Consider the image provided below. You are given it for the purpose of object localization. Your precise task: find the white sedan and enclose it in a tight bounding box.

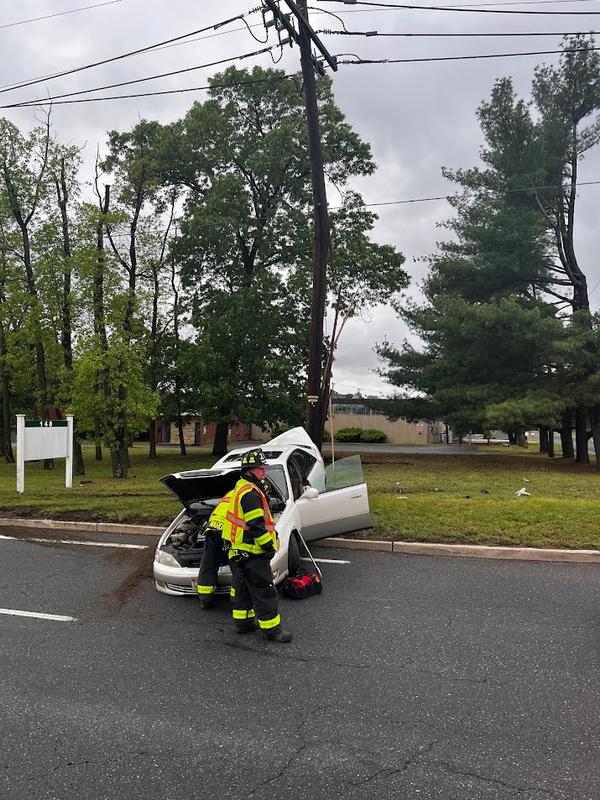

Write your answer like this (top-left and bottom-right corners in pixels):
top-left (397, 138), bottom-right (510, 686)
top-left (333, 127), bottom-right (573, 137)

top-left (153, 427), bottom-right (371, 595)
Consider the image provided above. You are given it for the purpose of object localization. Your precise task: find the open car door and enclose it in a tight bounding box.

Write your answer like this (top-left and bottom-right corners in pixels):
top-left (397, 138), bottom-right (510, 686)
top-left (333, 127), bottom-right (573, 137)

top-left (295, 456), bottom-right (372, 542)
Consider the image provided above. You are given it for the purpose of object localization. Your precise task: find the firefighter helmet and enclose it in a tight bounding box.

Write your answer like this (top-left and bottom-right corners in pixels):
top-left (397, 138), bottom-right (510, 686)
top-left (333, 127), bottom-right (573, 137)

top-left (240, 448), bottom-right (268, 471)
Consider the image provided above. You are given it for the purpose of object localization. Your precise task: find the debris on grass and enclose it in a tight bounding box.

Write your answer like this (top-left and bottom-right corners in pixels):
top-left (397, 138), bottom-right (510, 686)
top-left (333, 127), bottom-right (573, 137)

top-left (515, 488), bottom-right (531, 497)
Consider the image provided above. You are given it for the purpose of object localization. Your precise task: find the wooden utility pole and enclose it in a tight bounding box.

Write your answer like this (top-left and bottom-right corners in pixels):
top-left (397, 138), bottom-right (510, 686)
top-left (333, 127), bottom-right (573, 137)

top-left (262, 0), bottom-right (337, 449)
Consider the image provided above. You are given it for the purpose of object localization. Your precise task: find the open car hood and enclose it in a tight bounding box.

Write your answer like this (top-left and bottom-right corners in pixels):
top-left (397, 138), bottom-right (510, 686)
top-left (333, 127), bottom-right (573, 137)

top-left (160, 468), bottom-right (241, 508)
top-left (266, 426), bottom-right (319, 454)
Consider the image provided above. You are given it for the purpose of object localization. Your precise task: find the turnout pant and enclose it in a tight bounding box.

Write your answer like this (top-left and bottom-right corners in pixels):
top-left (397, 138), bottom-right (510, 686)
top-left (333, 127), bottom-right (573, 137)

top-left (196, 529), bottom-right (224, 599)
top-left (232, 555), bottom-right (282, 633)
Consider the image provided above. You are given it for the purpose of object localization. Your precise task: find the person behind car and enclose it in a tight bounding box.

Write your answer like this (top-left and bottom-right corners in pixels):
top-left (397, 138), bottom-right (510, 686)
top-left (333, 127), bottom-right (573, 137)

top-left (195, 491), bottom-right (233, 609)
top-left (222, 448), bottom-right (292, 643)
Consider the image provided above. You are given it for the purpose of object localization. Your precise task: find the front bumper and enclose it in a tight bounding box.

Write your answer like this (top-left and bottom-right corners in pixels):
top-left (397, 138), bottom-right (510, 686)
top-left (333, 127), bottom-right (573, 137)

top-left (153, 550), bottom-right (287, 596)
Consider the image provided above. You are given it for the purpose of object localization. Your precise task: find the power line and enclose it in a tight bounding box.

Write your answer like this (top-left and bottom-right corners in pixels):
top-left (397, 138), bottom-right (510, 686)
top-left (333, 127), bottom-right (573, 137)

top-left (150, 22), bottom-right (270, 54)
top-left (11, 45), bottom-right (281, 108)
top-left (315, 0), bottom-right (600, 15)
top-left (337, 43), bottom-right (600, 64)
top-left (0, 9), bottom-right (262, 96)
top-left (311, 0), bottom-right (600, 8)
top-left (352, 178), bottom-right (600, 207)
top-left (0, 20), bottom-right (268, 92)
top-left (0, 0), bottom-right (123, 30)
top-left (320, 26), bottom-right (600, 34)
top-left (0, 75), bottom-right (296, 110)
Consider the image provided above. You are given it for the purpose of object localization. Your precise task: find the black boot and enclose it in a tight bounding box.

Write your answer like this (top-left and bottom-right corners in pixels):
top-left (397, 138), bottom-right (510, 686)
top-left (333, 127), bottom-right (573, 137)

top-left (199, 597), bottom-right (215, 610)
top-left (235, 620), bottom-right (258, 634)
top-left (263, 629), bottom-right (293, 643)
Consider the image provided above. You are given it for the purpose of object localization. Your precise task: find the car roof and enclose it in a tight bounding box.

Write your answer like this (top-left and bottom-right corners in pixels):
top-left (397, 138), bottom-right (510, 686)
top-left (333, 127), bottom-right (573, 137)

top-left (216, 427), bottom-right (319, 468)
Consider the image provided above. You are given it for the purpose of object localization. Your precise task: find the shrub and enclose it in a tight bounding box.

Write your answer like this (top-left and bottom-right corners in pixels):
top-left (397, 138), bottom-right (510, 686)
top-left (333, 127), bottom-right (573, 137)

top-left (334, 427), bottom-right (363, 442)
top-left (360, 429), bottom-right (387, 443)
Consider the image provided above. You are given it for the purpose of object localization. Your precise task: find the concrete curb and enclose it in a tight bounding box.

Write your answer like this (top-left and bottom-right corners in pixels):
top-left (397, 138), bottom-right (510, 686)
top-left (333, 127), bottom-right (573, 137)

top-left (1, 517), bottom-right (599, 563)
top-left (318, 537), bottom-right (600, 564)
top-left (0, 517), bottom-right (163, 536)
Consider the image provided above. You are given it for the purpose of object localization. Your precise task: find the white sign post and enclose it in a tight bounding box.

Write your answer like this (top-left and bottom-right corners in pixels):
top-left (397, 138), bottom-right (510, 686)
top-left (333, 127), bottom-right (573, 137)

top-left (16, 414), bottom-right (74, 493)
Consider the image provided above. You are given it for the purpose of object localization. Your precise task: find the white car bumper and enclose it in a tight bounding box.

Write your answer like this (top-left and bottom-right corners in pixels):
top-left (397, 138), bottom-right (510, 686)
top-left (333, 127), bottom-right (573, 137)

top-left (153, 550), bottom-right (288, 596)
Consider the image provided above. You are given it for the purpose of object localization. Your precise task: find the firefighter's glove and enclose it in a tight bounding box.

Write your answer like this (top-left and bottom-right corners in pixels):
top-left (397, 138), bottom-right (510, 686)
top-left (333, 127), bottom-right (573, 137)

top-left (262, 545), bottom-right (276, 560)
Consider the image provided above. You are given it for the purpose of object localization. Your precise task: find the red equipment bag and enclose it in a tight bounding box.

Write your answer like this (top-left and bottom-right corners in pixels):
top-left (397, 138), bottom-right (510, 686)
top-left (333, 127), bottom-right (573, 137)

top-left (281, 568), bottom-right (323, 600)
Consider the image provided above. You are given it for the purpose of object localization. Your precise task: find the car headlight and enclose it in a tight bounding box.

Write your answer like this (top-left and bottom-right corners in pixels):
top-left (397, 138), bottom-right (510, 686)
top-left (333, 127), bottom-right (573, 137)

top-left (155, 549), bottom-right (180, 568)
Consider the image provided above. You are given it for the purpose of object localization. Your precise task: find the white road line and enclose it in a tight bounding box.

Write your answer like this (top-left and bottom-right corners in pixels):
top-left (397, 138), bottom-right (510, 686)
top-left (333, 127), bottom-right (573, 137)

top-left (0, 534), bottom-right (147, 550)
top-left (300, 557), bottom-right (351, 565)
top-left (0, 608), bottom-right (76, 622)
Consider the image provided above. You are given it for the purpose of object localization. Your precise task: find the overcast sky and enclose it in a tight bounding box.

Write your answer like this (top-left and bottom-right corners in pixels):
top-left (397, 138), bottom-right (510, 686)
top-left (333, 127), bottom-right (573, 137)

top-left (2, 0), bottom-right (600, 396)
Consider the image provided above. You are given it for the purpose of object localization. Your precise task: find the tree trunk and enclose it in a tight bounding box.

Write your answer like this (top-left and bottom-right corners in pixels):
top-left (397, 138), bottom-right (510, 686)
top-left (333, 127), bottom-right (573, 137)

top-left (177, 419), bottom-right (187, 456)
top-left (110, 447), bottom-right (127, 479)
top-left (148, 420), bottom-right (157, 458)
top-left (559, 412), bottom-right (574, 459)
top-left (73, 435), bottom-right (85, 475)
top-left (0, 392), bottom-right (13, 463)
top-left (575, 406), bottom-right (589, 464)
top-left (55, 157), bottom-right (84, 476)
top-left (516, 429), bottom-right (527, 448)
top-left (539, 426), bottom-right (549, 454)
top-left (0, 324), bottom-right (13, 463)
top-left (591, 406), bottom-right (600, 471)
top-left (94, 185), bottom-right (111, 462)
top-left (508, 431), bottom-right (516, 445)
top-left (212, 421), bottom-right (228, 456)
top-left (547, 429), bottom-right (555, 458)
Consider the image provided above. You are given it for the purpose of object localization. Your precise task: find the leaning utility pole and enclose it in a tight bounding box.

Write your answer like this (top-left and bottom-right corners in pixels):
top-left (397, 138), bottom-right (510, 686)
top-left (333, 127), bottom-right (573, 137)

top-left (262, 0), bottom-right (337, 450)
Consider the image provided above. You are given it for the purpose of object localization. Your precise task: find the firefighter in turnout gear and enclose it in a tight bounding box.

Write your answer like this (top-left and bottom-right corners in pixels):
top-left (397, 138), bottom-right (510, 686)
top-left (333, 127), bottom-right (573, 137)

top-left (223, 448), bottom-right (292, 643)
top-left (196, 491), bottom-right (232, 609)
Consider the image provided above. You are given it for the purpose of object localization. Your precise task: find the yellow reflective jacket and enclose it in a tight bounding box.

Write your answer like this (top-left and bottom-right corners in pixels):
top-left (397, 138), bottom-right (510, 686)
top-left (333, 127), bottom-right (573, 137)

top-left (206, 492), bottom-right (232, 533)
top-left (222, 477), bottom-right (277, 555)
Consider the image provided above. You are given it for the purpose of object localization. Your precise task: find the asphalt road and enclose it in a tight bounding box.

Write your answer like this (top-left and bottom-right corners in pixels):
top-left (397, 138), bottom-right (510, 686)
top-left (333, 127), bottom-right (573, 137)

top-left (1, 526), bottom-right (599, 799)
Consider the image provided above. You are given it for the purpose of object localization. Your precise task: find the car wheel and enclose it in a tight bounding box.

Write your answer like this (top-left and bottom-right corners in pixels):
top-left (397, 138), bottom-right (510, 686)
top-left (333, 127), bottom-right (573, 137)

top-left (287, 533), bottom-right (301, 577)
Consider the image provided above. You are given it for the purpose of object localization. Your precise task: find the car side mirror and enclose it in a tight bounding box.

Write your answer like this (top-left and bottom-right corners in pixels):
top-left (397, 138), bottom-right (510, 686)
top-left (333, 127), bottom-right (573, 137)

top-left (301, 486), bottom-right (319, 500)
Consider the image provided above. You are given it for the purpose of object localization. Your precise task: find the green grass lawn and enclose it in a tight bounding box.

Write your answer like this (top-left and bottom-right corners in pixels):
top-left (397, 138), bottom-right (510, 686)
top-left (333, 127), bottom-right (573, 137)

top-left (362, 452), bottom-right (600, 549)
top-left (0, 445), bottom-right (598, 549)
top-left (0, 445), bottom-right (214, 525)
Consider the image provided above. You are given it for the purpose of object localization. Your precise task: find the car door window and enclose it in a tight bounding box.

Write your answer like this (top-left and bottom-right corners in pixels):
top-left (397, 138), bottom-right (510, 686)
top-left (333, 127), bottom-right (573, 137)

top-left (324, 455), bottom-right (365, 492)
top-left (266, 465), bottom-right (289, 501)
top-left (292, 448), bottom-right (317, 482)
top-left (287, 457), bottom-right (305, 500)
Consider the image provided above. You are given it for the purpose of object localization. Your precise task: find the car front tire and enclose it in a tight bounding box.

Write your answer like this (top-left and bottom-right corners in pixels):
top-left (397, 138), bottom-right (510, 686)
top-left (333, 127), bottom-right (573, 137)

top-left (287, 533), bottom-right (301, 577)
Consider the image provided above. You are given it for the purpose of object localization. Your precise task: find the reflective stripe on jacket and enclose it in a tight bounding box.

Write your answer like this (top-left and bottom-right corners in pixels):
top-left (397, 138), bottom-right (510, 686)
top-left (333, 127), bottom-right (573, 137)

top-left (222, 478), bottom-right (277, 555)
top-left (206, 492), bottom-right (232, 532)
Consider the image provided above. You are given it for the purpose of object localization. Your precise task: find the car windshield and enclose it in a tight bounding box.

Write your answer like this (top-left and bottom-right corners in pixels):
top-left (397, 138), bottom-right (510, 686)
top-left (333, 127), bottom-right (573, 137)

top-left (223, 450), bottom-right (283, 462)
top-left (266, 465), bottom-right (288, 501)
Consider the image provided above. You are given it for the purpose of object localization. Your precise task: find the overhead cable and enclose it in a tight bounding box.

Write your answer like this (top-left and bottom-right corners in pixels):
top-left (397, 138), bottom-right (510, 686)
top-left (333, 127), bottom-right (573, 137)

top-left (12, 45), bottom-right (282, 107)
top-left (315, 0), bottom-right (600, 16)
top-left (311, 0), bottom-right (600, 9)
top-left (320, 27), bottom-right (600, 35)
top-left (0, 8), bottom-right (262, 95)
top-left (0, 75), bottom-right (296, 110)
top-left (0, 20), bottom-right (269, 92)
top-left (337, 43), bottom-right (600, 64)
top-left (351, 178), bottom-right (600, 207)
top-left (0, 0), bottom-right (123, 30)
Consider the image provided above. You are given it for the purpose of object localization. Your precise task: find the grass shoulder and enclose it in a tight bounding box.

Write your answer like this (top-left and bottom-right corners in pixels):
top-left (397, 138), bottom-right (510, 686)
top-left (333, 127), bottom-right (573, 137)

top-left (0, 446), bottom-right (597, 550)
